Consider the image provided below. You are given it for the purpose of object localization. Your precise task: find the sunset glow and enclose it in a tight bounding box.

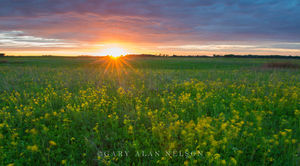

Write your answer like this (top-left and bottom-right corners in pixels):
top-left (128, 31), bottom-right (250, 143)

top-left (100, 47), bottom-right (128, 58)
top-left (1, 1), bottom-right (300, 56)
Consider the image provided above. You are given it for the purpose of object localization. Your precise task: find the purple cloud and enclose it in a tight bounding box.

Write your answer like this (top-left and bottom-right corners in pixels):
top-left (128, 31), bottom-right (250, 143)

top-left (0, 0), bottom-right (300, 55)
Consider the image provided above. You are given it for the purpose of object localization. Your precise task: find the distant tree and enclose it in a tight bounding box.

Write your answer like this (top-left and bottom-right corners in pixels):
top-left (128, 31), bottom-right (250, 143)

top-left (0, 53), bottom-right (5, 57)
top-left (224, 54), bottom-right (235, 57)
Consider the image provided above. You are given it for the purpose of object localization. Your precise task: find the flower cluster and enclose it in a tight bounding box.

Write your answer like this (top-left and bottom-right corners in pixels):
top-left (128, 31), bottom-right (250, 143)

top-left (0, 58), bottom-right (299, 165)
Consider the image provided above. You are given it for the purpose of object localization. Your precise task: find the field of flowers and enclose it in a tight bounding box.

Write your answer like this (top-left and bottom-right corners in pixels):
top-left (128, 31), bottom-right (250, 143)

top-left (0, 57), bottom-right (299, 165)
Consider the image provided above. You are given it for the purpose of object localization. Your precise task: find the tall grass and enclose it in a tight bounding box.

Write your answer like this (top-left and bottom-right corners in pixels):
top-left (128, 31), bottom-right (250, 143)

top-left (0, 57), bottom-right (299, 165)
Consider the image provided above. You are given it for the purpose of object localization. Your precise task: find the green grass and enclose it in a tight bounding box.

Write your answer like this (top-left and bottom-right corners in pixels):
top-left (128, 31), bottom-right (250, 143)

top-left (0, 56), bottom-right (299, 165)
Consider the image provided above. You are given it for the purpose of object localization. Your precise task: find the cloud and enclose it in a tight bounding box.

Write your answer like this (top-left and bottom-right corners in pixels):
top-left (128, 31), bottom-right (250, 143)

top-left (0, 30), bottom-right (79, 51)
top-left (158, 43), bottom-right (300, 55)
top-left (0, 0), bottom-right (300, 55)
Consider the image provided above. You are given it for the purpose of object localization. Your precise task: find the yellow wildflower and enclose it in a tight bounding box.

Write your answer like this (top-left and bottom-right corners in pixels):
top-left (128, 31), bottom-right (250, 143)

top-left (280, 131), bottom-right (287, 137)
top-left (128, 125), bottom-right (133, 134)
top-left (295, 110), bottom-right (300, 116)
top-left (206, 152), bottom-right (211, 157)
top-left (184, 160), bottom-right (189, 166)
top-left (221, 160), bottom-right (226, 165)
top-left (284, 139), bottom-right (289, 144)
top-left (214, 153), bottom-right (220, 160)
top-left (49, 140), bottom-right (57, 146)
top-left (230, 157), bottom-right (237, 165)
top-left (61, 160), bottom-right (67, 165)
top-left (284, 129), bottom-right (292, 133)
top-left (27, 145), bottom-right (38, 152)
top-left (30, 128), bottom-right (37, 135)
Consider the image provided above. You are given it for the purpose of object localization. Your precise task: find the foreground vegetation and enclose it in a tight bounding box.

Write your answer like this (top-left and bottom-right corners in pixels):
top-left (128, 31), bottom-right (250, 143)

top-left (0, 57), bottom-right (299, 165)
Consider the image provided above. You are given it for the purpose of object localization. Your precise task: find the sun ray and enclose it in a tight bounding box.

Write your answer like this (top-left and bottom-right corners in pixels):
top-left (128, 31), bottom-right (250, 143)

top-left (89, 45), bottom-right (139, 84)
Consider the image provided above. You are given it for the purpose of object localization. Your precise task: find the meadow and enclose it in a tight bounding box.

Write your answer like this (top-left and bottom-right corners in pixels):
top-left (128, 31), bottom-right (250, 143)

top-left (0, 56), bottom-right (299, 165)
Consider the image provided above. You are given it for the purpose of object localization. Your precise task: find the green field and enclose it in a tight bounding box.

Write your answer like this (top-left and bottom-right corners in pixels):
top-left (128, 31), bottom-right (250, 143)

top-left (0, 57), bottom-right (299, 165)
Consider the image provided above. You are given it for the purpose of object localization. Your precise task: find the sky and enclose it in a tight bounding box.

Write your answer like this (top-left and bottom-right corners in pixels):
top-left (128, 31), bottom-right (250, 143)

top-left (0, 0), bottom-right (300, 56)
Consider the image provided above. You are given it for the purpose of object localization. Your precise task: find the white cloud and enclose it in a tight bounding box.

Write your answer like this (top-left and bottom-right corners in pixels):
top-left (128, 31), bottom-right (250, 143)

top-left (0, 31), bottom-right (77, 48)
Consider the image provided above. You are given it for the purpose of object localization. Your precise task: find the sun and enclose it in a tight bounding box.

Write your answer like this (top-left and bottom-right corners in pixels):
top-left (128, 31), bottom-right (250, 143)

top-left (102, 47), bottom-right (127, 58)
